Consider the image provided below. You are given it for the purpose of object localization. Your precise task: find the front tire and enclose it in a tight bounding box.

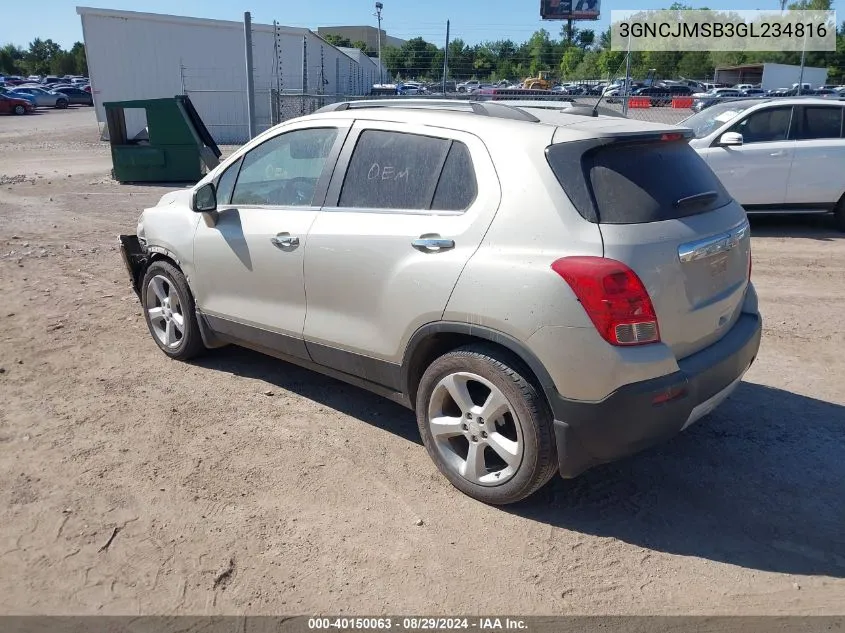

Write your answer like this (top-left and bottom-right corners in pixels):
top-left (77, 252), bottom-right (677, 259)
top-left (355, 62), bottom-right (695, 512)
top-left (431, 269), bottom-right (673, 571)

top-left (416, 345), bottom-right (558, 505)
top-left (141, 261), bottom-right (206, 360)
top-left (56, 99), bottom-right (68, 109)
top-left (13, 104), bottom-right (25, 115)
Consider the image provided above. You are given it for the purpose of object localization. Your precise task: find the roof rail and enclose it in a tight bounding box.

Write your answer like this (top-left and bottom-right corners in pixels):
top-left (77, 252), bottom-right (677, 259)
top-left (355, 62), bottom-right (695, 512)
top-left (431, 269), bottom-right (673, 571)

top-left (315, 99), bottom-right (541, 123)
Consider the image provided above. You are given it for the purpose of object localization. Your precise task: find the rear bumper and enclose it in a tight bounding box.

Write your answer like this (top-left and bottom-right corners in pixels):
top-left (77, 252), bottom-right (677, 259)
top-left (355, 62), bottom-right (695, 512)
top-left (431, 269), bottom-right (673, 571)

top-left (551, 312), bottom-right (762, 478)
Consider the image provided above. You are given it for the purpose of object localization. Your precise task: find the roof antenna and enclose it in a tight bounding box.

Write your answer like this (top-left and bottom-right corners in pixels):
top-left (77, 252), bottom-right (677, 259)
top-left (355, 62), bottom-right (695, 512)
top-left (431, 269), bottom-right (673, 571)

top-left (592, 50), bottom-right (631, 118)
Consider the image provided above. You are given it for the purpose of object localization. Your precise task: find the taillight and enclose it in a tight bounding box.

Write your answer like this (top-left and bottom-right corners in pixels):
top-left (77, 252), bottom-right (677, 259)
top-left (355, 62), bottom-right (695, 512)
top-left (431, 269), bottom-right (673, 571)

top-left (551, 256), bottom-right (660, 346)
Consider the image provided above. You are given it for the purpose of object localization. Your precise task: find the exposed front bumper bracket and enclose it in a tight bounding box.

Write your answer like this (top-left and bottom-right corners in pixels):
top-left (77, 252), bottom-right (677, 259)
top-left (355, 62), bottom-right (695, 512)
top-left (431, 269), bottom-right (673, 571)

top-left (118, 234), bottom-right (147, 296)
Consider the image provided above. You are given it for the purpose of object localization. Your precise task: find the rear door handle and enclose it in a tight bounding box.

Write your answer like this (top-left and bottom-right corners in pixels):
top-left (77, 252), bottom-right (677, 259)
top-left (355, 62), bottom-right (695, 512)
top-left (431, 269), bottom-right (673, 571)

top-left (271, 233), bottom-right (300, 249)
top-left (412, 237), bottom-right (455, 252)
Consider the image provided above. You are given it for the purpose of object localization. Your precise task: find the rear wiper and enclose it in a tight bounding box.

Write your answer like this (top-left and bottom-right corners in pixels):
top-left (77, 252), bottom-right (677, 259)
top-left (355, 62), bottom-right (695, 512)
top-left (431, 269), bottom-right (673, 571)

top-left (674, 191), bottom-right (718, 208)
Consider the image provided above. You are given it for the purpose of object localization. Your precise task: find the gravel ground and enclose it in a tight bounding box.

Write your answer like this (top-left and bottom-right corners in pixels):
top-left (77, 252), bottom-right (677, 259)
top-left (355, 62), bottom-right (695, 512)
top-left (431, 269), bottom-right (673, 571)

top-left (1, 108), bottom-right (843, 616)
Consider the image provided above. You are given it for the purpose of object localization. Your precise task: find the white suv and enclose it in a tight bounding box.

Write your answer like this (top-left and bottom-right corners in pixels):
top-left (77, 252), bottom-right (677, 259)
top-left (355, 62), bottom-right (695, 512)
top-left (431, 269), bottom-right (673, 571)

top-left (120, 100), bottom-right (761, 505)
top-left (684, 97), bottom-right (845, 230)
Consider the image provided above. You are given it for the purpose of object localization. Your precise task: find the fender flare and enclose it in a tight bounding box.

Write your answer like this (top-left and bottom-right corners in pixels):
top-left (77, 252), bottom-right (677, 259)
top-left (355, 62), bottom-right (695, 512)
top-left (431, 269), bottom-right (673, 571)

top-left (400, 321), bottom-right (558, 405)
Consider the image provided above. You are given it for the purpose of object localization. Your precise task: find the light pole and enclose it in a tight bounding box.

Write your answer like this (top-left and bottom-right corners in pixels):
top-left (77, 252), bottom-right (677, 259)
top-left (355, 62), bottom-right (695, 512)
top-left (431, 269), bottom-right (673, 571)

top-left (375, 2), bottom-right (384, 85)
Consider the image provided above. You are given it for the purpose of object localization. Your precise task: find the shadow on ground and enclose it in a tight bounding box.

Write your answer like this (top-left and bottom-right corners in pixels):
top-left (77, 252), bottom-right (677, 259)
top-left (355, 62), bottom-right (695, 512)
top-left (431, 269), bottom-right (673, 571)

top-left (749, 213), bottom-right (843, 240)
top-left (511, 381), bottom-right (845, 578)
top-left (197, 347), bottom-right (845, 578)
top-left (194, 345), bottom-right (421, 445)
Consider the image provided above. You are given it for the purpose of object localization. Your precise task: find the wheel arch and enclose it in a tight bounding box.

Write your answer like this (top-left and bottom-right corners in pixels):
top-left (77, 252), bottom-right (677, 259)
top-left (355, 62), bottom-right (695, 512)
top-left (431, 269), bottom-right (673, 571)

top-left (401, 322), bottom-right (557, 414)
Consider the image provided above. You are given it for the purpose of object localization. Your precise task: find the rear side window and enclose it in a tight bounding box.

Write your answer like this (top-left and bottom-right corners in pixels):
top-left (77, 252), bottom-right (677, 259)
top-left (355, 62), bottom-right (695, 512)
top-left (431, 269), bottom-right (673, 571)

top-left (338, 130), bottom-right (476, 211)
top-left (432, 142), bottom-right (477, 210)
top-left (797, 107), bottom-right (844, 140)
top-left (547, 139), bottom-right (732, 224)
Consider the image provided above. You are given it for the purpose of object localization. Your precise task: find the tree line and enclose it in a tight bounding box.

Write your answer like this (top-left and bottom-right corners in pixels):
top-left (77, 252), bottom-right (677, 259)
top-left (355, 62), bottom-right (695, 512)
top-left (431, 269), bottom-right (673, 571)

top-left (0, 39), bottom-right (88, 77)
top-left (379, 0), bottom-right (844, 83)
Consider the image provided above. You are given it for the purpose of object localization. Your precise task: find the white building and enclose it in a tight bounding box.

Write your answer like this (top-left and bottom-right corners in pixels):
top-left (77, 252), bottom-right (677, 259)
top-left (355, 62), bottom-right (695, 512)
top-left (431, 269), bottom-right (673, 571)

top-left (76, 7), bottom-right (384, 143)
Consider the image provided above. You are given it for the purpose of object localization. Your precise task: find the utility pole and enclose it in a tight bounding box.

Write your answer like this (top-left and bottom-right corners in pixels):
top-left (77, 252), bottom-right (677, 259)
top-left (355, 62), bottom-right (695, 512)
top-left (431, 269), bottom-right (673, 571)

top-left (442, 20), bottom-right (450, 95)
top-left (622, 33), bottom-right (632, 117)
top-left (243, 11), bottom-right (256, 140)
top-left (375, 2), bottom-right (384, 85)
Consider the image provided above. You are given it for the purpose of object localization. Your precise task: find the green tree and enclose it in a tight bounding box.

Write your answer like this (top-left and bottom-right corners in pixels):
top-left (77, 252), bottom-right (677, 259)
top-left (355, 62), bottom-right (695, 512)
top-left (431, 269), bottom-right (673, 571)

top-left (352, 40), bottom-right (369, 54)
top-left (323, 34), bottom-right (352, 48)
top-left (560, 46), bottom-right (585, 78)
top-left (50, 51), bottom-right (77, 75)
top-left (573, 50), bottom-right (602, 79)
top-left (381, 46), bottom-right (404, 79)
top-left (0, 43), bottom-right (25, 75)
top-left (24, 38), bottom-right (61, 75)
top-left (526, 29), bottom-right (554, 75)
top-left (70, 42), bottom-right (87, 75)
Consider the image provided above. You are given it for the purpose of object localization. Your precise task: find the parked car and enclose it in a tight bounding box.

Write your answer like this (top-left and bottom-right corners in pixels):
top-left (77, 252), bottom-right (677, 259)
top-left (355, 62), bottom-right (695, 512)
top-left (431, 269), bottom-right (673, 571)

top-left (691, 88), bottom-right (743, 112)
top-left (0, 87), bottom-right (36, 105)
top-left (457, 80), bottom-right (480, 93)
top-left (51, 86), bottom-right (94, 106)
top-left (0, 93), bottom-right (35, 115)
top-left (683, 97), bottom-right (845, 231)
top-left (41, 76), bottom-right (62, 86)
top-left (10, 86), bottom-right (69, 108)
top-left (740, 88), bottom-right (767, 97)
top-left (119, 99), bottom-right (761, 505)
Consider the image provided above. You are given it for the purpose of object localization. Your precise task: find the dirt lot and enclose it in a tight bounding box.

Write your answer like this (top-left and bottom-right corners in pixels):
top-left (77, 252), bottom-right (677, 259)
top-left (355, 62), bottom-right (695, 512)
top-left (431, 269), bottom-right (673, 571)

top-left (1, 108), bottom-right (843, 616)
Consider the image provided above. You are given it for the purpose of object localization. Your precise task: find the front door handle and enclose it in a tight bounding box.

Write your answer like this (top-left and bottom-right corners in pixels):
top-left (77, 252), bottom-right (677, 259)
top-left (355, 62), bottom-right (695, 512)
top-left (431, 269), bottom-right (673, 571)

top-left (271, 233), bottom-right (300, 249)
top-left (770, 150), bottom-right (787, 157)
top-left (412, 236), bottom-right (455, 253)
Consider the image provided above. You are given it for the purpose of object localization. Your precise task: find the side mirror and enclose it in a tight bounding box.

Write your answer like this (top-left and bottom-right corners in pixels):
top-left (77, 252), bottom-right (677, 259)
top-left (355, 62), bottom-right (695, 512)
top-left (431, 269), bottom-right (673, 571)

top-left (192, 182), bottom-right (217, 212)
top-left (718, 132), bottom-right (744, 147)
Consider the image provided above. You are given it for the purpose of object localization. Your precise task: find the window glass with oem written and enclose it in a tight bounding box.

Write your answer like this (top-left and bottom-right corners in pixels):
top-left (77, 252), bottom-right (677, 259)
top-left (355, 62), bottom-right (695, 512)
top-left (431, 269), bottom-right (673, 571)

top-left (231, 127), bottom-right (338, 207)
top-left (730, 107), bottom-right (793, 143)
top-left (339, 130), bottom-right (451, 210)
top-left (797, 107), bottom-right (844, 140)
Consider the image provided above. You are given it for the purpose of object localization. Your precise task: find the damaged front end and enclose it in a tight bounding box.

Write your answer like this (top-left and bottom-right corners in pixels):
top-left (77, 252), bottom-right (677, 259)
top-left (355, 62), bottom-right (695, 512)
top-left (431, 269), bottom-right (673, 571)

top-left (118, 234), bottom-right (148, 296)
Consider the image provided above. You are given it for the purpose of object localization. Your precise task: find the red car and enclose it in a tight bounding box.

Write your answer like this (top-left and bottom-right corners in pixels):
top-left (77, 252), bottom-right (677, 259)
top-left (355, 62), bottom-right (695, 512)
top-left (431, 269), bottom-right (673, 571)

top-left (0, 93), bottom-right (35, 115)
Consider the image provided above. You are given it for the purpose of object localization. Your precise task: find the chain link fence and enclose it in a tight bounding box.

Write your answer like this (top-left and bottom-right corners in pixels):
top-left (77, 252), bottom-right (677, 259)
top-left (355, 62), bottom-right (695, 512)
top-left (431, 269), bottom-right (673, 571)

top-left (205, 87), bottom-right (844, 144)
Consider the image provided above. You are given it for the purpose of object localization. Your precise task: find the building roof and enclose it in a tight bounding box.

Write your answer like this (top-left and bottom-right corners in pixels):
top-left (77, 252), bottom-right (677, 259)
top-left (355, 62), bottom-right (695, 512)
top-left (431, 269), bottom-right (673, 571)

top-left (77, 6), bottom-right (310, 38)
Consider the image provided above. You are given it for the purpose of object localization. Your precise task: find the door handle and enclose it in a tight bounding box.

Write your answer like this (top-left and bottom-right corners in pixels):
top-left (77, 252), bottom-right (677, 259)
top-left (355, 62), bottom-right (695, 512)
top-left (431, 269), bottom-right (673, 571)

top-left (770, 150), bottom-right (786, 157)
top-left (412, 237), bottom-right (455, 252)
top-left (270, 233), bottom-right (300, 249)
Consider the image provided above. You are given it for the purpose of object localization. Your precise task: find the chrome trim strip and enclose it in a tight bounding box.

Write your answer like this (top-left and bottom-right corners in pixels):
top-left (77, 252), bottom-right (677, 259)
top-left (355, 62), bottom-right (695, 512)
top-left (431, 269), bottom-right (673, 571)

top-left (678, 220), bottom-right (749, 263)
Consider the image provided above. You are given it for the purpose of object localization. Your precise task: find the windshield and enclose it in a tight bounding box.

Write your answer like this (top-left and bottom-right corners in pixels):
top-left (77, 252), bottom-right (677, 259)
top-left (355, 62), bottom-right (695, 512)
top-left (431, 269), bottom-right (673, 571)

top-left (682, 101), bottom-right (754, 139)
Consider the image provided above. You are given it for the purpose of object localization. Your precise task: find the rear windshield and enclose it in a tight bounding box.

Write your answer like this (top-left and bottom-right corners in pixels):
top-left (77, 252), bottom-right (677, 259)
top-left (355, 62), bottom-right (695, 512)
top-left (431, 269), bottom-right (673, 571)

top-left (547, 139), bottom-right (733, 224)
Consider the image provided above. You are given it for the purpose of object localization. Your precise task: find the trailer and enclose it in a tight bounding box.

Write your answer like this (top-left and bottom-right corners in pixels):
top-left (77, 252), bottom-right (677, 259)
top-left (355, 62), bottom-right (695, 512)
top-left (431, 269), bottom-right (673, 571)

top-left (714, 63), bottom-right (828, 92)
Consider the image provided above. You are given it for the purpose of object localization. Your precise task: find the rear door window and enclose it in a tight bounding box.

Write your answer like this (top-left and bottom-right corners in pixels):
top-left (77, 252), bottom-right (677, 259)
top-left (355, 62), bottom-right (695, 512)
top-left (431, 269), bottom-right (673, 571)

top-left (339, 130), bottom-right (450, 210)
top-left (547, 139), bottom-right (733, 224)
top-left (797, 106), bottom-right (844, 140)
top-left (338, 130), bottom-right (478, 212)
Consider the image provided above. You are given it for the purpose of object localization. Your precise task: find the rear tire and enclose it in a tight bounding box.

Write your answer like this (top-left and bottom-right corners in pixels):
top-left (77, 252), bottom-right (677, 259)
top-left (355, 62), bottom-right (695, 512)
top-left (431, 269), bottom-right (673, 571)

top-left (56, 99), bottom-right (68, 109)
top-left (415, 345), bottom-right (558, 505)
top-left (140, 261), bottom-right (206, 361)
top-left (834, 196), bottom-right (845, 232)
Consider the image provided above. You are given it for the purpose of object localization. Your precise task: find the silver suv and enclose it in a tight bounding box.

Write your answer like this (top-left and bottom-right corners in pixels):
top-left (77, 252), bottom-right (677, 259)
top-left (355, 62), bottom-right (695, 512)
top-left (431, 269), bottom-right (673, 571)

top-left (119, 100), bottom-right (762, 505)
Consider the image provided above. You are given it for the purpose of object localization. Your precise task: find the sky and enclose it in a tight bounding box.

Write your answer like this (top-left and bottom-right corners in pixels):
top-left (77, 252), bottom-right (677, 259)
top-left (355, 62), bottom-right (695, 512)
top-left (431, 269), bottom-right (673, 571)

top-left (3, 0), bottom-right (842, 49)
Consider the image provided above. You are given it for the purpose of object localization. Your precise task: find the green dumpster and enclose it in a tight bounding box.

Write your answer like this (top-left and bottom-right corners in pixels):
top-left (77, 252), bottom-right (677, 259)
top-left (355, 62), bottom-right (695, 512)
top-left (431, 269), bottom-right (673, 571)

top-left (104, 95), bottom-right (222, 184)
